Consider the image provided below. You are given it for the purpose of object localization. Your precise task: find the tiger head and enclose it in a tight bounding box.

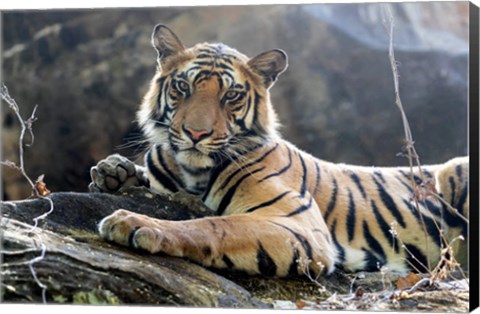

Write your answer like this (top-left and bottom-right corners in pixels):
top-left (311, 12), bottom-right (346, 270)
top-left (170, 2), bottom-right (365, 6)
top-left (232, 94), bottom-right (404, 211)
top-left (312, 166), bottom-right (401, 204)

top-left (138, 24), bottom-right (287, 169)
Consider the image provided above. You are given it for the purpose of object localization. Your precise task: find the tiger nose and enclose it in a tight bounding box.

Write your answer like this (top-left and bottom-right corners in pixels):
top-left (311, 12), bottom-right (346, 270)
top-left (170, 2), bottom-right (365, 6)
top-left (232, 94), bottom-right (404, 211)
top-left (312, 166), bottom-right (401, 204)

top-left (182, 124), bottom-right (212, 142)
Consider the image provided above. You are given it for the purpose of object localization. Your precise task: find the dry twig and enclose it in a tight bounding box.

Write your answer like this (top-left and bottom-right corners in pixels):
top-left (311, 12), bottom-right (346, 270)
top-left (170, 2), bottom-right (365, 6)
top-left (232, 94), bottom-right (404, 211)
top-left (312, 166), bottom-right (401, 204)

top-left (1, 83), bottom-right (53, 303)
top-left (1, 84), bottom-right (37, 190)
top-left (381, 5), bottom-right (468, 286)
top-left (382, 5), bottom-right (432, 269)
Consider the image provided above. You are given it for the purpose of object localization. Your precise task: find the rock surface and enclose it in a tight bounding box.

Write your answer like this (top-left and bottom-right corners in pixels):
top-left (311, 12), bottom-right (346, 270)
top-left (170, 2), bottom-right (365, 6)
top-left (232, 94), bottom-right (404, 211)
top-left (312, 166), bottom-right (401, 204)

top-left (0, 190), bottom-right (470, 311)
top-left (2, 218), bottom-right (266, 307)
top-left (2, 3), bottom-right (469, 200)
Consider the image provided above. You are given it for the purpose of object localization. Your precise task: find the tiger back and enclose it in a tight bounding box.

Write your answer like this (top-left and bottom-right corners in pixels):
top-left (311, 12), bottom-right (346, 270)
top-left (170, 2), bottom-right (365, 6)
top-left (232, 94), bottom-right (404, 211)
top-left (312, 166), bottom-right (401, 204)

top-left (93, 24), bottom-right (469, 277)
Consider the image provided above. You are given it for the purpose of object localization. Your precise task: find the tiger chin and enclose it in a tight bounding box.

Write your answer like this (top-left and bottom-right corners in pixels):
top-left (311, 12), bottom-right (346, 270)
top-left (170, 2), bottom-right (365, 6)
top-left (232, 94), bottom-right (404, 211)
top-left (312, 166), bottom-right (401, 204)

top-left (90, 24), bottom-right (469, 278)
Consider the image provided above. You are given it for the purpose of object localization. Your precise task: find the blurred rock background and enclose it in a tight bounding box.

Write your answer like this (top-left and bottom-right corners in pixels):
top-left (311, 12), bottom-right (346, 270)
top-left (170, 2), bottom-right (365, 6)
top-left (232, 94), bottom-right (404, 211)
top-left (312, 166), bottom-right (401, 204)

top-left (1, 2), bottom-right (469, 200)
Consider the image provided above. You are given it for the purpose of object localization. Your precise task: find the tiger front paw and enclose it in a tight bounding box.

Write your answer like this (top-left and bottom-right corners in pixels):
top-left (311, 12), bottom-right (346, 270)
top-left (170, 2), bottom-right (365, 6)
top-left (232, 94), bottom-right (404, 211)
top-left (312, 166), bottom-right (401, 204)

top-left (98, 209), bottom-right (181, 255)
top-left (89, 154), bottom-right (149, 193)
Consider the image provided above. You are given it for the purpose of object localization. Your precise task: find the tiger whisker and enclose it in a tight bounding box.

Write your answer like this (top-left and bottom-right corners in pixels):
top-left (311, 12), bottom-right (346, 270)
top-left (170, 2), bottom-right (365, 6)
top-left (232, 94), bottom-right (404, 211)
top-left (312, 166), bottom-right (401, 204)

top-left (115, 138), bottom-right (149, 150)
top-left (153, 120), bottom-right (171, 128)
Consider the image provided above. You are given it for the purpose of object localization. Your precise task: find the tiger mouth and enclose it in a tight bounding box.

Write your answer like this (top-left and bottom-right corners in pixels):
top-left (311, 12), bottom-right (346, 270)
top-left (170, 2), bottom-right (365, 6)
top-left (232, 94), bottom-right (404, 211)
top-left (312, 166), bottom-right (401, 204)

top-left (174, 143), bottom-right (219, 157)
top-left (183, 147), bottom-right (206, 154)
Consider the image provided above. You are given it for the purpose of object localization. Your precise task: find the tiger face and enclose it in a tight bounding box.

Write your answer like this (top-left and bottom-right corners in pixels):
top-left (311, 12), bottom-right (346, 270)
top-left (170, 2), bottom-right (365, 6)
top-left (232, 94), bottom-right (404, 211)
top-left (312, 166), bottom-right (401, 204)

top-left (138, 25), bottom-right (287, 171)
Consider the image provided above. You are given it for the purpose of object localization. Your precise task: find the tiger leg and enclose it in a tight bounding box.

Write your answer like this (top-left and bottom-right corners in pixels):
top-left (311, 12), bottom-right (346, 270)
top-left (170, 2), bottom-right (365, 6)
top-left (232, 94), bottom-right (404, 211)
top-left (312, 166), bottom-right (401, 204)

top-left (434, 156), bottom-right (469, 266)
top-left (98, 208), bottom-right (336, 277)
top-left (435, 156), bottom-right (469, 218)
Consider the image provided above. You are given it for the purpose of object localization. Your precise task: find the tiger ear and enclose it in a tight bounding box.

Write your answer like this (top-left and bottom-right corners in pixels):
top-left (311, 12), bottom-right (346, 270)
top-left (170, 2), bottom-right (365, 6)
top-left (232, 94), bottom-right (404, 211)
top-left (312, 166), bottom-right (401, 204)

top-left (248, 49), bottom-right (288, 88)
top-left (151, 24), bottom-right (186, 61)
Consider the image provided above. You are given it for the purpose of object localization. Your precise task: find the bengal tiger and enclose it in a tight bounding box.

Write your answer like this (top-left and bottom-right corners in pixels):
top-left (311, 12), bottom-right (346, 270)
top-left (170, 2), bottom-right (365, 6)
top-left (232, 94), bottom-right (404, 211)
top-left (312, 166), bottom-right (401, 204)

top-left (89, 24), bottom-right (469, 278)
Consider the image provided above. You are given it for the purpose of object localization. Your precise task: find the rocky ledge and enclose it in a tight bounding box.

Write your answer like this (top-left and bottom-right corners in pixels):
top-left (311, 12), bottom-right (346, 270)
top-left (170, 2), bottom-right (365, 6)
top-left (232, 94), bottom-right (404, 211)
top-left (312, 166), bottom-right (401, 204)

top-left (0, 189), bottom-right (469, 311)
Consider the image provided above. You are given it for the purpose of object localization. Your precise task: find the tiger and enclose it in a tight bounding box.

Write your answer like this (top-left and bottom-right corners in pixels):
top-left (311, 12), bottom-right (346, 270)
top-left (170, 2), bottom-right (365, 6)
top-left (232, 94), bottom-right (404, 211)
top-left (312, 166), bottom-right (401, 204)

top-left (89, 24), bottom-right (469, 278)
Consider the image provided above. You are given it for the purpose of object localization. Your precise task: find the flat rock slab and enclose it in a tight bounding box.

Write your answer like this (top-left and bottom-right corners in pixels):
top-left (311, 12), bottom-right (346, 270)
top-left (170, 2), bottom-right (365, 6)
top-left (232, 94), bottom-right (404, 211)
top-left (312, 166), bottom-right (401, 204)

top-left (1, 188), bottom-right (212, 234)
top-left (0, 190), bottom-right (470, 311)
top-left (2, 217), bottom-right (266, 307)
top-left (1, 189), bottom-right (264, 307)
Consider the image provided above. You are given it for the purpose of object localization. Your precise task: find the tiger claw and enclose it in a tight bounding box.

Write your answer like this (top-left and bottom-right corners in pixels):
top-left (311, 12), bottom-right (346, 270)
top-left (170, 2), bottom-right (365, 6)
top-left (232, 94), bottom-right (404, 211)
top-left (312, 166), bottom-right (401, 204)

top-left (98, 210), bottom-right (165, 254)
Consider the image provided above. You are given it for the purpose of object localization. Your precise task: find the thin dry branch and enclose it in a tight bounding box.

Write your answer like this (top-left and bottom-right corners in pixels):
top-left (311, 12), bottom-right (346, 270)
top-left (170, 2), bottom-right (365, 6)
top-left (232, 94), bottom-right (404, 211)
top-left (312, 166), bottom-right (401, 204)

top-left (1, 84), bottom-right (37, 190)
top-left (381, 5), bottom-right (432, 270)
top-left (1, 83), bottom-right (52, 303)
top-left (381, 6), bottom-right (468, 285)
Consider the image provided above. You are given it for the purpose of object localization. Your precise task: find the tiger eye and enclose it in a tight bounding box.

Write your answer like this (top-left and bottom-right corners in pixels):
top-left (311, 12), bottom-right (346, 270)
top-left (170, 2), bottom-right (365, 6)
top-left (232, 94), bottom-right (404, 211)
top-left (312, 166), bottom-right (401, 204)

top-left (225, 91), bottom-right (239, 100)
top-left (177, 81), bottom-right (189, 93)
